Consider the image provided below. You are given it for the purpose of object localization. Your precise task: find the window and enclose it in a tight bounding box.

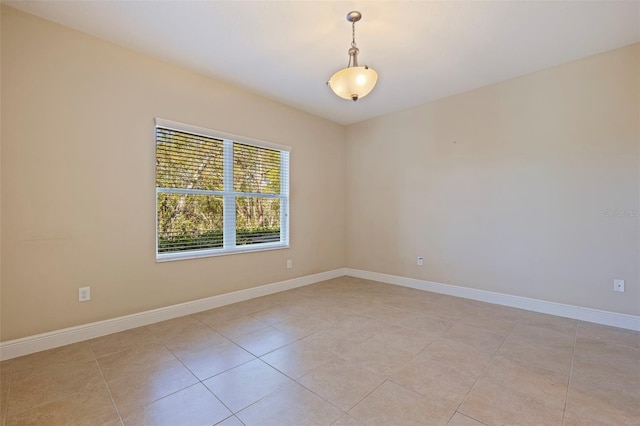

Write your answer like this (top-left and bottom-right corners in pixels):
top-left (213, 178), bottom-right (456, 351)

top-left (155, 118), bottom-right (289, 261)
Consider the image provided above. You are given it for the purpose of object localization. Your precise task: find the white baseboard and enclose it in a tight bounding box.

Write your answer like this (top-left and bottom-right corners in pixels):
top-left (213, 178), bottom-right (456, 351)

top-left (346, 268), bottom-right (640, 332)
top-left (2, 266), bottom-right (637, 361)
top-left (0, 268), bottom-right (347, 361)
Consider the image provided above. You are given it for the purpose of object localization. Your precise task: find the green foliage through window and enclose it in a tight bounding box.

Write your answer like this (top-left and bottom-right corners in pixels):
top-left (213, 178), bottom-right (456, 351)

top-left (156, 122), bottom-right (289, 259)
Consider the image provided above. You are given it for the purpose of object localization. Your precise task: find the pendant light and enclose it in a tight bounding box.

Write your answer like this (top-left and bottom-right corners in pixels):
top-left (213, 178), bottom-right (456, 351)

top-left (327, 11), bottom-right (378, 102)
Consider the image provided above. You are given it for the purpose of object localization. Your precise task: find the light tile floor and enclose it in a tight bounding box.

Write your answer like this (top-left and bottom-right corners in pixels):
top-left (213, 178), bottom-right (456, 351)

top-left (1, 277), bottom-right (638, 425)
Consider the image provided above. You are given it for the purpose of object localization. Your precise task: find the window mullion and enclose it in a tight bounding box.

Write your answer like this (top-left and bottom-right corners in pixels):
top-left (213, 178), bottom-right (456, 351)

top-left (223, 139), bottom-right (236, 249)
top-left (280, 151), bottom-right (289, 245)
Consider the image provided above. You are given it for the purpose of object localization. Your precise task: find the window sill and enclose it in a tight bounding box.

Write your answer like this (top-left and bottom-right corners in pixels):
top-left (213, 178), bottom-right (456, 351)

top-left (156, 242), bottom-right (289, 262)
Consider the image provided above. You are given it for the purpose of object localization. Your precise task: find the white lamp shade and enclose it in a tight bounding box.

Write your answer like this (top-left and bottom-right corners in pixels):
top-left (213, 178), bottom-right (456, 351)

top-left (328, 66), bottom-right (378, 101)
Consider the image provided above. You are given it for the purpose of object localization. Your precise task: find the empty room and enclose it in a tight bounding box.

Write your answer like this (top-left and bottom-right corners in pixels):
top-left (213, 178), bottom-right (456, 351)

top-left (1, 1), bottom-right (638, 425)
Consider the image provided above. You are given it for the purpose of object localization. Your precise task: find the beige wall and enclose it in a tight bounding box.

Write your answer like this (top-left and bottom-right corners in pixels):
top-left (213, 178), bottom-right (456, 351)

top-left (346, 44), bottom-right (640, 315)
top-left (0, 7), bottom-right (346, 341)
top-left (0, 6), bottom-right (3, 337)
top-left (2, 6), bottom-right (638, 343)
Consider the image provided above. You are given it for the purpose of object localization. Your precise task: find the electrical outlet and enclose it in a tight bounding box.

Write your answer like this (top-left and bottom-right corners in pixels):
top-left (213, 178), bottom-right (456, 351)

top-left (286, 259), bottom-right (292, 269)
top-left (613, 279), bottom-right (625, 293)
top-left (78, 286), bottom-right (91, 302)
top-left (417, 256), bottom-right (424, 266)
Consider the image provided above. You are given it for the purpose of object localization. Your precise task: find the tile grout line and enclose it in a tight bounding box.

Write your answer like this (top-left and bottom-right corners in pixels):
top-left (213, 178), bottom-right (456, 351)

top-left (454, 411), bottom-right (491, 426)
top-left (167, 314), bottom-right (258, 382)
top-left (151, 315), bottom-right (318, 422)
top-left (95, 327), bottom-right (207, 423)
top-left (231, 380), bottom-right (343, 424)
top-left (342, 378), bottom-right (389, 418)
top-left (225, 415), bottom-right (247, 426)
top-left (452, 310), bottom-right (524, 416)
top-left (110, 322), bottom-right (244, 423)
top-left (561, 322), bottom-right (579, 426)
top-left (202, 363), bottom-right (265, 419)
top-left (1, 364), bottom-right (14, 426)
top-left (300, 347), bottom-right (387, 412)
top-left (223, 331), bottom-right (352, 420)
top-left (89, 343), bottom-right (125, 426)
top-left (439, 306), bottom-right (507, 426)
top-left (149, 320), bottom-right (241, 419)
top-left (290, 378), bottom-right (351, 420)
top-left (92, 305), bottom-right (383, 424)
top-left (230, 316), bottom-right (395, 422)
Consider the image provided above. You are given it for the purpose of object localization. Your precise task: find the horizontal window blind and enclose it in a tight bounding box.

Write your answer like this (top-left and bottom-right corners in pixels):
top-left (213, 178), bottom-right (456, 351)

top-left (155, 121), bottom-right (289, 260)
top-left (233, 143), bottom-right (281, 194)
top-left (156, 128), bottom-right (224, 191)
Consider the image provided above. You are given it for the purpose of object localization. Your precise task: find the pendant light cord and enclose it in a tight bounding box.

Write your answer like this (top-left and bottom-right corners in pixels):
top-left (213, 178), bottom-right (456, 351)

top-left (351, 21), bottom-right (357, 48)
top-left (347, 21), bottom-right (357, 68)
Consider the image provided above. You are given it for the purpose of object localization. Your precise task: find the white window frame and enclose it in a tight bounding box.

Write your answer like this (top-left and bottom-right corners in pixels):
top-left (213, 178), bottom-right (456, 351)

top-left (155, 118), bottom-right (290, 262)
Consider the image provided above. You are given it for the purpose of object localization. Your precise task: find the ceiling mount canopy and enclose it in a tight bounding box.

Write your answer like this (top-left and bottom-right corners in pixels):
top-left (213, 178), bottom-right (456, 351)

top-left (327, 11), bottom-right (378, 102)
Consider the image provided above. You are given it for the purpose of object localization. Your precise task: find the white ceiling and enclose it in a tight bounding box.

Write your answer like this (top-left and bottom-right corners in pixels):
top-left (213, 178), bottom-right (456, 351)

top-left (7, 1), bottom-right (640, 125)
